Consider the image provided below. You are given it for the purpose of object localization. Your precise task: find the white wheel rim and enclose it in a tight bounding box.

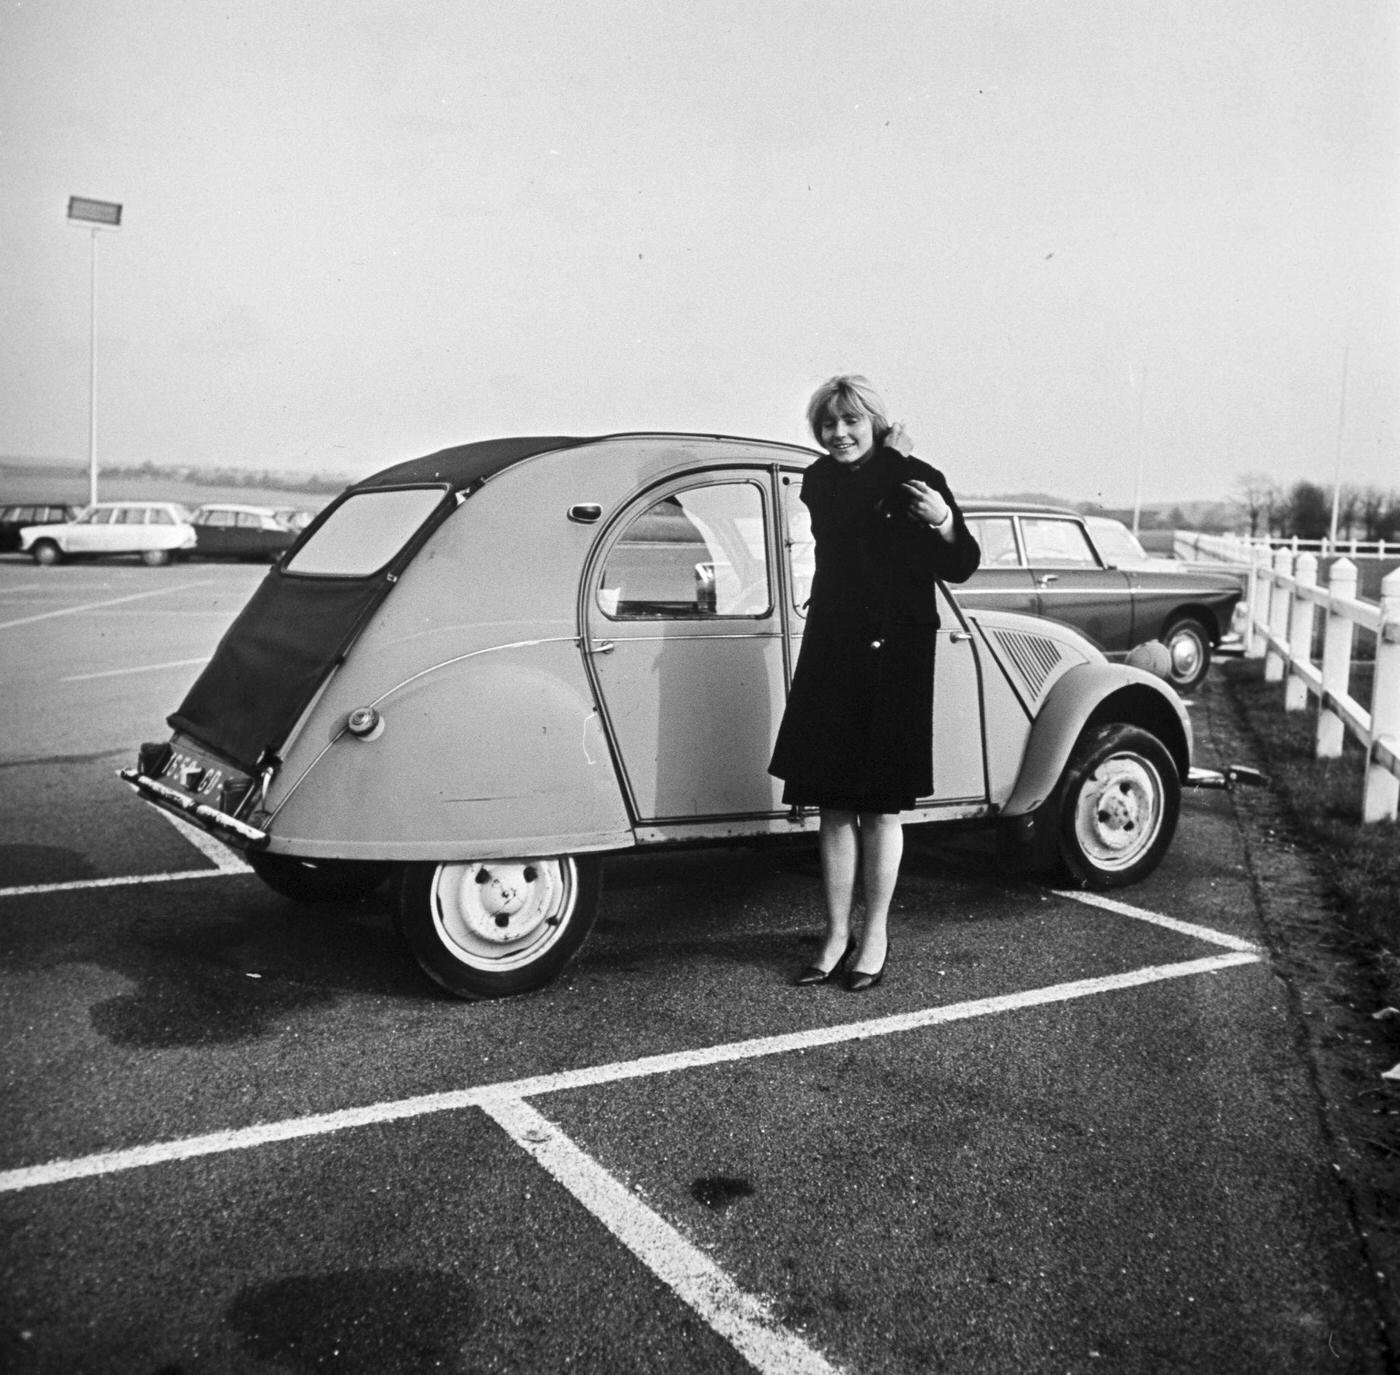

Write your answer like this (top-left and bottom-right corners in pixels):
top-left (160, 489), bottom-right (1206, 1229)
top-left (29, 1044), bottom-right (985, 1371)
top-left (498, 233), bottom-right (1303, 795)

top-left (1168, 630), bottom-right (1204, 680)
top-left (429, 858), bottom-right (576, 971)
top-left (1072, 753), bottom-right (1164, 871)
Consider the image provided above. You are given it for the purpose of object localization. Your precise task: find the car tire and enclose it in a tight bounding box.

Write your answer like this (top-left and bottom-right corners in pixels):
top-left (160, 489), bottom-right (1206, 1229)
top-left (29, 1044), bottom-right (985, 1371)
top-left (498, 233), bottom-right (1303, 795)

top-left (1055, 723), bottom-right (1180, 888)
top-left (248, 851), bottom-right (394, 904)
top-left (1161, 616), bottom-right (1211, 693)
top-left (140, 548), bottom-right (173, 567)
top-left (397, 855), bottom-right (602, 1000)
top-left (31, 540), bottom-right (62, 566)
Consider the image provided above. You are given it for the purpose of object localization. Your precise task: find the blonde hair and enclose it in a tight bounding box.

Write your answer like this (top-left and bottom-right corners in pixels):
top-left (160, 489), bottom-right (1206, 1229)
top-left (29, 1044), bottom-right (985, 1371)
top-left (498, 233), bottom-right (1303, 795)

top-left (805, 374), bottom-right (891, 445)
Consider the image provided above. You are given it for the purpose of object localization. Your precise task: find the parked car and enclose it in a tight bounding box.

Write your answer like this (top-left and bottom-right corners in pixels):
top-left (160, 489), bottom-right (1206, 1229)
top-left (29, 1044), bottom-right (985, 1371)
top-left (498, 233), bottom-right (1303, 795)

top-left (190, 504), bottom-right (300, 562)
top-left (0, 502), bottom-right (77, 553)
top-left (122, 433), bottom-right (1219, 1002)
top-left (957, 502), bottom-right (1244, 692)
top-left (21, 501), bottom-right (196, 566)
top-left (1084, 515), bottom-right (1164, 568)
top-left (273, 507), bottom-right (316, 532)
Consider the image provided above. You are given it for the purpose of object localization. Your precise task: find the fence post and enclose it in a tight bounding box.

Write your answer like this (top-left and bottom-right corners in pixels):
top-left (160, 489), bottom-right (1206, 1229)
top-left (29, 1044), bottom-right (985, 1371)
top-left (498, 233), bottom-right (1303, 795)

top-left (1264, 549), bottom-right (1294, 682)
top-left (1285, 553), bottom-right (1316, 711)
top-left (1362, 567), bottom-right (1400, 823)
top-left (1244, 545), bottom-right (1270, 659)
top-left (1317, 558), bottom-right (1356, 759)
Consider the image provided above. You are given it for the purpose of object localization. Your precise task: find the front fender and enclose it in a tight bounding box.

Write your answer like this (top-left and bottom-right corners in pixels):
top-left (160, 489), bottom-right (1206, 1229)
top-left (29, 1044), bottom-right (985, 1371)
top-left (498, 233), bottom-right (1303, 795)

top-left (1001, 663), bottom-right (1191, 817)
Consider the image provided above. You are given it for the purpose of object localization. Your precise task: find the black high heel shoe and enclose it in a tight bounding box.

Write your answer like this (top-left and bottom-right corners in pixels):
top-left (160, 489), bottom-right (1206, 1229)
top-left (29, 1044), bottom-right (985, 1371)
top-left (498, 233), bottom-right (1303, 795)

top-left (846, 944), bottom-right (888, 992)
top-left (793, 935), bottom-right (857, 987)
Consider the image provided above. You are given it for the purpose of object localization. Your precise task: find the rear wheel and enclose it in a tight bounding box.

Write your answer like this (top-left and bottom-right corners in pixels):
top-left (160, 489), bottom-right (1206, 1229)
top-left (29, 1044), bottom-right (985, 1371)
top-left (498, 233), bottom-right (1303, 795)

top-left (140, 548), bottom-right (172, 567)
top-left (248, 851), bottom-right (394, 904)
top-left (1056, 723), bottom-right (1180, 888)
top-left (1161, 616), bottom-right (1211, 692)
top-left (31, 540), bottom-right (62, 566)
top-left (398, 855), bottom-right (601, 1000)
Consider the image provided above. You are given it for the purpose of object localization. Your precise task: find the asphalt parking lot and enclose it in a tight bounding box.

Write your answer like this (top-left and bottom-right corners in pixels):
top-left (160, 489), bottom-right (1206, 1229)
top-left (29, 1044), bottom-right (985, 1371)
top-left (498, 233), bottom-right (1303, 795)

top-left (0, 559), bottom-right (1392, 1374)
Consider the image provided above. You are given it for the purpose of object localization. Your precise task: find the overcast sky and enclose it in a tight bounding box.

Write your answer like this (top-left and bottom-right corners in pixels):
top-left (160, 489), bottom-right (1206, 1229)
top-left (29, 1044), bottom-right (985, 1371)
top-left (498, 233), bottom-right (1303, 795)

top-left (3, 1), bottom-right (1395, 506)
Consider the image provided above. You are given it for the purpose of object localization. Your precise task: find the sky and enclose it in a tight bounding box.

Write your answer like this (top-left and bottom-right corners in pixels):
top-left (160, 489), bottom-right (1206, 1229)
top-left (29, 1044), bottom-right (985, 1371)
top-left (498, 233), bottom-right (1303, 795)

top-left (2, 0), bottom-right (1396, 508)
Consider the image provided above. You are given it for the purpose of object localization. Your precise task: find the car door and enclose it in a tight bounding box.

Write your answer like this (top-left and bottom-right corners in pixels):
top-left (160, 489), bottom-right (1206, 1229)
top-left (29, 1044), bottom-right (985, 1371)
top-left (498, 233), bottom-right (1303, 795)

top-left (584, 470), bottom-right (787, 824)
top-left (777, 472), bottom-right (988, 805)
top-left (1019, 515), bottom-right (1134, 652)
top-left (958, 515), bottom-right (1040, 620)
top-left (235, 510), bottom-right (268, 558)
top-left (82, 507), bottom-right (123, 553)
top-left (195, 509), bottom-right (233, 558)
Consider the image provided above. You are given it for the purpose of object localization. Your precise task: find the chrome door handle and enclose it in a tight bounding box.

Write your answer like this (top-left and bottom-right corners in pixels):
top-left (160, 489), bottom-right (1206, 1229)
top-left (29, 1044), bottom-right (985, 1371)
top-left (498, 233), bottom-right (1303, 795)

top-left (586, 639), bottom-right (615, 655)
top-left (1036, 573), bottom-right (1059, 587)
top-left (949, 630), bottom-right (973, 643)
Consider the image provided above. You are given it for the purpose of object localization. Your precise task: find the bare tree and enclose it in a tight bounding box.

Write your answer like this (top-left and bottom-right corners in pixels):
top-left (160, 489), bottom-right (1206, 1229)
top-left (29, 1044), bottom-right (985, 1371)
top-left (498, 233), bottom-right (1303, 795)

top-left (1233, 471), bottom-right (1280, 537)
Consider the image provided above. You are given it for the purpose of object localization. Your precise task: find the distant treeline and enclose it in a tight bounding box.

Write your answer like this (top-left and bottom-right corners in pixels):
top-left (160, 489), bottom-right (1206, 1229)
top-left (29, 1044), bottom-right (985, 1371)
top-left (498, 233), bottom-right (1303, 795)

top-left (96, 460), bottom-right (353, 495)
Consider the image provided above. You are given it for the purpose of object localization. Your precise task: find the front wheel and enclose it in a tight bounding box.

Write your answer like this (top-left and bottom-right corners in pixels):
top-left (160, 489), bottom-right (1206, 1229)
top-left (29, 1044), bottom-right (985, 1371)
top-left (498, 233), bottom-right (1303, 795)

top-left (1056, 724), bottom-right (1180, 888)
top-left (31, 540), bottom-right (62, 566)
top-left (398, 855), bottom-right (601, 1000)
top-left (248, 851), bottom-right (394, 904)
top-left (139, 548), bottom-right (172, 567)
top-left (1161, 616), bottom-right (1211, 693)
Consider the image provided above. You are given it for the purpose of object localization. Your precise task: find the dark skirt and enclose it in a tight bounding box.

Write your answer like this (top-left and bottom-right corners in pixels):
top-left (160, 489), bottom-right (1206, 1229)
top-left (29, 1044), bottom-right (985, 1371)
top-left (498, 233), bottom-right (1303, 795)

top-left (769, 611), bottom-right (935, 809)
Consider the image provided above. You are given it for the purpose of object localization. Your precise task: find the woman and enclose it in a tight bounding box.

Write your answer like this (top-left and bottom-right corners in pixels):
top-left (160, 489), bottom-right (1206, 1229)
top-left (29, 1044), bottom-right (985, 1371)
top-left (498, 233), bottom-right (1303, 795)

top-left (769, 375), bottom-right (980, 991)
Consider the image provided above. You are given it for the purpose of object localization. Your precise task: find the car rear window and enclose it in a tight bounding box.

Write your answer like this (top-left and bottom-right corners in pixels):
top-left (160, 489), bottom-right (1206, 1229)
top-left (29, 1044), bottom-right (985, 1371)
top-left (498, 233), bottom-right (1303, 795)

top-left (282, 487), bottom-right (447, 577)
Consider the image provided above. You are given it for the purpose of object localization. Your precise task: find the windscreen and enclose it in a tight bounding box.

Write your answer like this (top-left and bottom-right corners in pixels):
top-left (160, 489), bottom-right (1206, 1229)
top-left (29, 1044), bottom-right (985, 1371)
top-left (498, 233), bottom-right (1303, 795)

top-left (284, 487), bottom-right (447, 575)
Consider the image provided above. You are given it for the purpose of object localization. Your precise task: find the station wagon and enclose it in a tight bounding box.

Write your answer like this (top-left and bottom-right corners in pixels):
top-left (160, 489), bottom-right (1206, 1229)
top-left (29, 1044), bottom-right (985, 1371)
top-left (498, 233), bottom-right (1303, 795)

top-left (22, 501), bottom-right (196, 566)
top-left (123, 434), bottom-right (1213, 1000)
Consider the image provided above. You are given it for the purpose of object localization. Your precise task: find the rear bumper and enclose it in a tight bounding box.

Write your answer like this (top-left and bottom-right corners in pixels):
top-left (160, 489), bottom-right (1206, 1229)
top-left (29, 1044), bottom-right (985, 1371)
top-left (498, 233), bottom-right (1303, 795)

top-left (120, 767), bottom-right (268, 847)
top-left (119, 739), bottom-right (269, 850)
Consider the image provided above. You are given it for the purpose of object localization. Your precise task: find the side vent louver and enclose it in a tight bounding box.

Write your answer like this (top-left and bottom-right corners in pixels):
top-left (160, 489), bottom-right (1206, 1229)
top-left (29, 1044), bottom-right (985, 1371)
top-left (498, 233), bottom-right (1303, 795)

top-left (991, 629), bottom-right (1067, 699)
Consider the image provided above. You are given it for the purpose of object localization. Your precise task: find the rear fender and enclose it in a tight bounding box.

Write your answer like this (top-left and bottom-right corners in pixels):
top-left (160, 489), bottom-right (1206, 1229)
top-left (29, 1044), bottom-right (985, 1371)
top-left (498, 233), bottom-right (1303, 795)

top-left (1001, 664), bottom-right (1190, 818)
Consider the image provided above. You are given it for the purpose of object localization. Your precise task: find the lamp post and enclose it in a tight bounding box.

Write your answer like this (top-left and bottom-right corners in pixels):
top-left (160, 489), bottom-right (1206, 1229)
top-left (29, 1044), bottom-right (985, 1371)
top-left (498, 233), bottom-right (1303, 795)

top-left (1328, 345), bottom-right (1349, 550)
top-left (66, 196), bottom-right (122, 508)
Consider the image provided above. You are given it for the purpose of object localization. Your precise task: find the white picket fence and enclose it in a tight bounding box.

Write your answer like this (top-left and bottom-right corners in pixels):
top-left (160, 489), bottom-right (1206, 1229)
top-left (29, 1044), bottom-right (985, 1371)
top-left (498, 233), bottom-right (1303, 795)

top-left (1177, 535), bottom-right (1399, 824)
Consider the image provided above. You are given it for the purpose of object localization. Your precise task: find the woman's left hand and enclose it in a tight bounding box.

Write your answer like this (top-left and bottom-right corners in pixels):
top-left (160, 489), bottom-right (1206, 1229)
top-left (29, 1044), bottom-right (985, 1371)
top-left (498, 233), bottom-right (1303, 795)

top-left (901, 479), bottom-right (950, 527)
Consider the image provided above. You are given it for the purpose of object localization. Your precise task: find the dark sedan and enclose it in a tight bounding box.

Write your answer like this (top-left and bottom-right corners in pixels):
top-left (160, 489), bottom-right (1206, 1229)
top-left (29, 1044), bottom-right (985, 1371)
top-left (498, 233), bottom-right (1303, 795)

top-left (189, 504), bottom-right (299, 562)
top-left (956, 502), bottom-right (1243, 692)
top-left (1, 502), bottom-right (77, 553)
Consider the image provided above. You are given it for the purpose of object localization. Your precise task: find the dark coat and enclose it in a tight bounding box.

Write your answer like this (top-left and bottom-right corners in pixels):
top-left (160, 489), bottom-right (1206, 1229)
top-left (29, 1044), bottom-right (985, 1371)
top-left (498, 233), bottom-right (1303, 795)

top-left (768, 445), bottom-right (980, 808)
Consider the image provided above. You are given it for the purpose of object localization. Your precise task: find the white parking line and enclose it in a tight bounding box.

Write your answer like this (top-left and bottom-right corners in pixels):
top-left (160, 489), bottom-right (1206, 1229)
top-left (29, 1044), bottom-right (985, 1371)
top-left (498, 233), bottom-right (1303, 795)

top-left (0, 582), bottom-right (214, 632)
top-left (0, 948), bottom-right (1259, 1195)
top-left (1051, 888), bottom-right (1263, 954)
top-left (485, 1096), bottom-right (841, 1375)
top-left (0, 869), bottom-right (238, 899)
top-left (0, 809), bottom-right (250, 899)
top-left (60, 656), bottom-right (210, 683)
top-left (154, 809), bottom-right (251, 873)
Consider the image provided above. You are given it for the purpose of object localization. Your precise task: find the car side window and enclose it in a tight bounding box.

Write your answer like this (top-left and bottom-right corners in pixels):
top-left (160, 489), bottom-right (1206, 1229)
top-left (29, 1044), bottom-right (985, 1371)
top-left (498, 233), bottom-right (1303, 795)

top-left (965, 517), bottom-right (1020, 567)
top-left (236, 512), bottom-right (262, 529)
top-left (600, 481), bottom-right (770, 620)
top-left (91, 508), bottom-right (116, 524)
top-left (1020, 518), bottom-right (1099, 568)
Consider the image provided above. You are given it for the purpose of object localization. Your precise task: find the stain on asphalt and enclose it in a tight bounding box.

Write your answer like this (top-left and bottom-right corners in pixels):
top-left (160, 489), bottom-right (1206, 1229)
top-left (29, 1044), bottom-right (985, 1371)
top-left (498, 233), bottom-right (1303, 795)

top-left (0, 843), bottom-right (99, 887)
top-left (690, 1175), bottom-right (754, 1210)
top-left (84, 905), bottom-right (423, 1047)
top-left (0, 888), bottom-right (424, 1046)
top-left (226, 1267), bottom-right (480, 1373)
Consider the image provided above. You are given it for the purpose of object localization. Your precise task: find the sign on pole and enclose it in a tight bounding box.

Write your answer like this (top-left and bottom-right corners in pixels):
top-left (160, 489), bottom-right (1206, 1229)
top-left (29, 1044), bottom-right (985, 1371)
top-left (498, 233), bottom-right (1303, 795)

top-left (67, 197), bottom-right (122, 226)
